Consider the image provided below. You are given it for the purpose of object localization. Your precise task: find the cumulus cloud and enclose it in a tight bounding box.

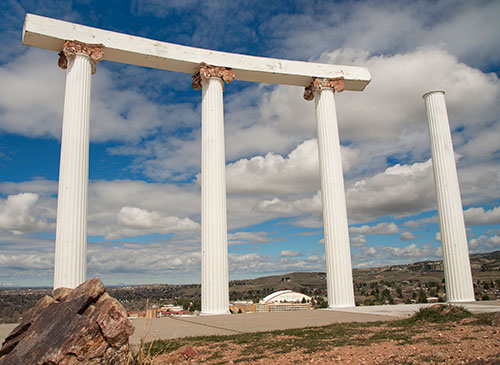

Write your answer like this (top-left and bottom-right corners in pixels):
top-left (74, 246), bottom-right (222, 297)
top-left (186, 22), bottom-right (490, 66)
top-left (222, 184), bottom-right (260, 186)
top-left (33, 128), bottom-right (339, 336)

top-left (464, 206), bottom-right (500, 225)
top-left (257, 192), bottom-right (322, 216)
top-left (228, 252), bottom-right (324, 276)
top-left (226, 139), bottom-right (357, 196)
top-left (0, 49), bottom-right (197, 143)
top-left (0, 193), bottom-right (53, 234)
top-left (403, 216), bottom-right (438, 228)
top-left (346, 160), bottom-right (436, 221)
top-left (399, 231), bottom-right (416, 241)
top-left (279, 250), bottom-right (303, 257)
top-left (349, 234), bottom-right (367, 247)
top-left (106, 206), bottom-right (199, 240)
top-left (469, 234), bottom-right (500, 253)
top-left (350, 222), bottom-right (399, 235)
top-left (228, 231), bottom-right (272, 246)
top-left (383, 243), bottom-right (440, 259)
top-left (352, 242), bottom-right (442, 268)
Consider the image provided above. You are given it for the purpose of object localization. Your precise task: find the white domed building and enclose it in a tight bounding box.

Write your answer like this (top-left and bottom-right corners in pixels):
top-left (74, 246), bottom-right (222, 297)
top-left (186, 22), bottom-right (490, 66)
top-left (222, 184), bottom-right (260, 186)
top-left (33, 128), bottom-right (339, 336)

top-left (260, 290), bottom-right (312, 304)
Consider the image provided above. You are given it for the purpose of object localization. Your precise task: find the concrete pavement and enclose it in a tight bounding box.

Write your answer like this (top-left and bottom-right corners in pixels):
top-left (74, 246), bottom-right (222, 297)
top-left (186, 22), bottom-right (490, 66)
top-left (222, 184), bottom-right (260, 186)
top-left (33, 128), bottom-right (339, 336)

top-left (129, 300), bottom-right (500, 345)
top-left (129, 309), bottom-right (396, 345)
top-left (1, 301), bottom-right (499, 347)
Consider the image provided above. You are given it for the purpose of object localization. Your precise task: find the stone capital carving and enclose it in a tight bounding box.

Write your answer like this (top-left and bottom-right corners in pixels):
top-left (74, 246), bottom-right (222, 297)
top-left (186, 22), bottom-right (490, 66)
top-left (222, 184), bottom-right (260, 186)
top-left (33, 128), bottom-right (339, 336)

top-left (192, 62), bottom-right (235, 90)
top-left (58, 40), bottom-right (104, 74)
top-left (303, 77), bottom-right (345, 101)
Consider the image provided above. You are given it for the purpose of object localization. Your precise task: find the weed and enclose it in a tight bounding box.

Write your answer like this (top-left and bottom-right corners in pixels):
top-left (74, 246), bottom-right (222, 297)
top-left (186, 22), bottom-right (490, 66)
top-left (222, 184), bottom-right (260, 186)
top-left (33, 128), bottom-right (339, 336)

top-left (397, 304), bottom-right (472, 325)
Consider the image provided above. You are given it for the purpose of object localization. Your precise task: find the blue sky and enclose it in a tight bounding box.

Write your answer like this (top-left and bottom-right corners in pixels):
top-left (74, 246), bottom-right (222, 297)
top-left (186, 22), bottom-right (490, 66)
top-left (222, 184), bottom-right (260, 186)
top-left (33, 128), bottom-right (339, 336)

top-left (0, 0), bottom-right (499, 287)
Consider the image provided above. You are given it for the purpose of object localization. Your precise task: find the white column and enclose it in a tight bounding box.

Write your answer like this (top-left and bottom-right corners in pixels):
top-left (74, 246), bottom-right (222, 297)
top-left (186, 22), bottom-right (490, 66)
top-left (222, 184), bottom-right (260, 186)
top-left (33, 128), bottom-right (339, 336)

top-left (54, 54), bottom-right (92, 289)
top-left (200, 76), bottom-right (230, 314)
top-left (314, 88), bottom-right (355, 308)
top-left (53, 41), bottom-right (103, 289)
top-left (423, 90), bottom-right (475, 302)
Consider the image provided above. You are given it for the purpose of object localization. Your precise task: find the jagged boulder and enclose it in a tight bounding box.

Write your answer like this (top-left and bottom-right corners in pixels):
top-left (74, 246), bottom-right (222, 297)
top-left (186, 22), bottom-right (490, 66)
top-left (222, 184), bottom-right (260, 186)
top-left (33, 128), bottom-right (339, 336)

top-left (0, 278), bottom-right (134, 364)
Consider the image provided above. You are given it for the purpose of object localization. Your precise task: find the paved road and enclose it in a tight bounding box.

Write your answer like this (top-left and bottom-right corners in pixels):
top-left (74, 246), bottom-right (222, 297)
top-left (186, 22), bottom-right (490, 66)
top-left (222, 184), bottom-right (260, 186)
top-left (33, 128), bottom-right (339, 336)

top-left (130, 309), bottom-right (396, 345)
top-left (129, 300), bottom-right (500, 345)
top-left (2, 300), bottom-right (499, 347)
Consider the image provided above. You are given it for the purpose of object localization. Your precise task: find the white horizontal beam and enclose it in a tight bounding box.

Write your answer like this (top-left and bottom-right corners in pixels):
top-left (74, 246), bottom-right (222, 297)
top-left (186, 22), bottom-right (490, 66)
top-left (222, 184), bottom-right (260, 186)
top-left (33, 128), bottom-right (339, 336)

top-left (22, 14), bottom-right (371, 91)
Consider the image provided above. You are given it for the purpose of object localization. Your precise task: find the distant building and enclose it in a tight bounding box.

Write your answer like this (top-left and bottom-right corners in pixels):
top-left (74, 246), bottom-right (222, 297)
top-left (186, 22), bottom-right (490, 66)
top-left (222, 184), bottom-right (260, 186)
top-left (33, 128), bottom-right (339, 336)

top-left (260, 290), bottom-right (312, 304)
top-left (470, 263), bottom-right (482, 272)
top-left (427, 262), bottom-right (443, 272)
top-left (127, 310), bottom-right (146, 319)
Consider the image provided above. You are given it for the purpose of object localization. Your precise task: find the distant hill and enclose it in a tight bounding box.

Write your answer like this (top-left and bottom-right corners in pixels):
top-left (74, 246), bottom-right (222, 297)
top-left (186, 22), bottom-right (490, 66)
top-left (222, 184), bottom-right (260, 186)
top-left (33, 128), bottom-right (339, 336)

top-left (227, 250), bottom-right (500, 297)
top-left (1, 250), bottom-right (499, 323)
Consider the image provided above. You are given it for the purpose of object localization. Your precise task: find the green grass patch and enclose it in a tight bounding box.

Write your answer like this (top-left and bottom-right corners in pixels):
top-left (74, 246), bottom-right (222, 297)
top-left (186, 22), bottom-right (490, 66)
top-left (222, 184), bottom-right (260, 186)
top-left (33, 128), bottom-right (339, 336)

top-left (396, 304), bottom-right (472, 326)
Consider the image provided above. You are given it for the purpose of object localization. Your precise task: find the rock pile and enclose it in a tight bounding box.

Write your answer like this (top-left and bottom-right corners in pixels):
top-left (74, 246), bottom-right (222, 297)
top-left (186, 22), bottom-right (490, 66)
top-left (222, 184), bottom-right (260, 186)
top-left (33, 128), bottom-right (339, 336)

top-left (0, 278), bottom-right (134, 364)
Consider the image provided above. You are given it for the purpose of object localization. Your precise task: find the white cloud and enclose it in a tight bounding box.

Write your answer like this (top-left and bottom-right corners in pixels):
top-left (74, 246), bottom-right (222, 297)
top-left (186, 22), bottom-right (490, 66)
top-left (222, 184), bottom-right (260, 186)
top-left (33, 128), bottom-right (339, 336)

top-left (349, 234), bottom-right (366, 247)
top-left (350, 222), bottom-right (399, 235)
top-left (346, 160), bottom-right (436, 221)
top-left (267, 1), bottom-right (500, 69)
top-left (228, 231), bottom-right (272, 246)
top-left (0, 193), bottom-right (53, 234)
top-left (279, 250), bottom-right (303, 257)
top-left (469, 234), bottom-right (500, 253)
top-left (257, 192), bottom-right (322, 216)
top-left (383, 243), bottom-right (440, 259)
top-left (464, 206), bottom-right (500, 225)
top-left (435, 232), bottom-right (441, 242)
top-left (399, 231), bottom-right (416, 241)
top-left (228, 252), bottom-right (325, 276)
top-left (106, 206), bottom-right (199, 240)
top-left (403, 216), bottom-right (438, 228)
top-left (226, 139), bottom-right (357, 196)
top-left (0, 49), bottom-right (197, 144)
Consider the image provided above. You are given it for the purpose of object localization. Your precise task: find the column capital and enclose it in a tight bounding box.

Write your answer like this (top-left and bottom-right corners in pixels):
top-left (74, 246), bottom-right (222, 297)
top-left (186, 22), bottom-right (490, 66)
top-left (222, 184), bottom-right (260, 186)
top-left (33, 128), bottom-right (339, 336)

top-left (303, 77), bottom-right (345, 101)
top-left (192, 62), bottom-right (235, 90)
top-left (58, 40), bottom-right (104, 74)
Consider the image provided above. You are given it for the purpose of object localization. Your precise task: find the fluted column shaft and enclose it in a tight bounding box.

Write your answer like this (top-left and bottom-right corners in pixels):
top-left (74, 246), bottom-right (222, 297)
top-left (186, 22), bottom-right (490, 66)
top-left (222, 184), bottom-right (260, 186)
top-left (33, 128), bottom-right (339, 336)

top-left (200, 77), bottom-right (230, 314)
top-left (54, 54), bottom-right (93, 289)
top-left (314, 88), bottom-right (355, 308)
top-left (423, 90), bottom-right (474, 302)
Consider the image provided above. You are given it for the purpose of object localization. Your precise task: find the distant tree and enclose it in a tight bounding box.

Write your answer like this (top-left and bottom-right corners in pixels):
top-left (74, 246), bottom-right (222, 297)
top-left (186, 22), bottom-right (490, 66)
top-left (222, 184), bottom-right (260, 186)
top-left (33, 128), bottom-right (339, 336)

top-left (482, 294), bottom-right (490, 301)
top-left (397, 288), bottom-right (403, 298)
top-left (418, 289), bottom-right (427, 303)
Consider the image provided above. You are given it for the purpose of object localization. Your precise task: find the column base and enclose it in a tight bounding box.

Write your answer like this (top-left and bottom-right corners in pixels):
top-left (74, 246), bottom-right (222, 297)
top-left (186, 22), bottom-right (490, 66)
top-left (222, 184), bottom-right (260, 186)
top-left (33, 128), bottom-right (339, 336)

top-left (447, 299), bottom-right (476, 304)
top-left (327, 304), bottom-right (355, 309)
top-left (200, 310), bottom-right (231, 316)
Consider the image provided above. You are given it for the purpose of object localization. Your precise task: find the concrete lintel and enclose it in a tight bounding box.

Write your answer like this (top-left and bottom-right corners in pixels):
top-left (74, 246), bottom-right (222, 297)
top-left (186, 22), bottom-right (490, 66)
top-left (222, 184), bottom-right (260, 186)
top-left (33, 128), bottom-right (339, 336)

top-left (22, 14), bottom-right (371, 91)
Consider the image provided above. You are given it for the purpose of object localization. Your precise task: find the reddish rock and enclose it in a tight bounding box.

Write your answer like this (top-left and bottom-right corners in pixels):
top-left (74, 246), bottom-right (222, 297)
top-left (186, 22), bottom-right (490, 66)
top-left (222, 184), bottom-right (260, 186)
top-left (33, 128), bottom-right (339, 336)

top-left (166, 345), bottom-right (200, 364)
top-left (0, 278), bottom-right (134, 365)
top-left (442, 305), bottom-right (463, 315)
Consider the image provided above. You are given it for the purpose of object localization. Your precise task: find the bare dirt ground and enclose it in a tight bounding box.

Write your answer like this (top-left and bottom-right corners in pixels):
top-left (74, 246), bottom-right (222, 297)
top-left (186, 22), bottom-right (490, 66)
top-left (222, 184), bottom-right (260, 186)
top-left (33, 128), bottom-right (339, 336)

top-left (190, 324), bottom-right (498, 364)
top-left (144, 311), bottom-right (500, 364)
